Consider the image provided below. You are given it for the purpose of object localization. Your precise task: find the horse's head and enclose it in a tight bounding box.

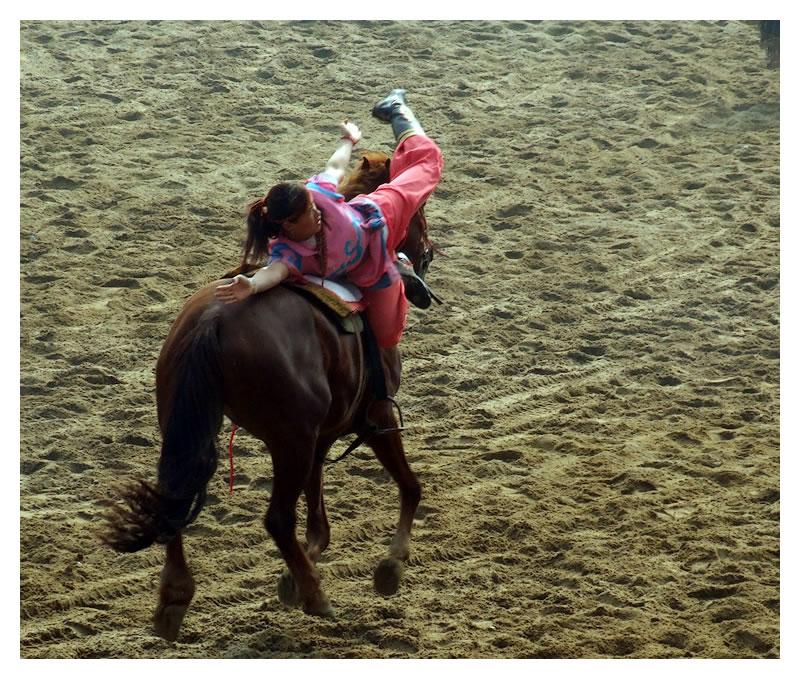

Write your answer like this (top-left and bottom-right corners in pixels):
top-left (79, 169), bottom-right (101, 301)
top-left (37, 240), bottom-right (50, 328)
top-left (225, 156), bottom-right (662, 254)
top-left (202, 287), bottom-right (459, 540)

top-left (399, 204), bottom-right (435, 281)
top-left (339, 152), bottom-right (391, 201)
top-left (339, 151), bottom-right (436, 281)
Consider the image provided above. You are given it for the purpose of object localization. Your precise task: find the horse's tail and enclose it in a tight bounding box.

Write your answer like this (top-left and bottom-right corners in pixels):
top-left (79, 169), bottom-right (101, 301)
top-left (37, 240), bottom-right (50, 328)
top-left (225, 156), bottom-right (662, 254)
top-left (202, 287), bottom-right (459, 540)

top-left (103, 305), bottom-right (224, 553)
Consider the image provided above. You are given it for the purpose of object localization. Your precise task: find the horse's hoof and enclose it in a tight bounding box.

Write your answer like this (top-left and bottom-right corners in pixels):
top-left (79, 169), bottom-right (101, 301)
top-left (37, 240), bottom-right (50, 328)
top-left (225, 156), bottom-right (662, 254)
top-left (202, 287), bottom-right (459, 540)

top-left (304, 596), bottom-right (336, 618)
top-left (277, 571), bottom-right (300, 608)
top-left (374, 557), bottom-right (404, 596)
top-left (153, 603), bottom-right (188, 642)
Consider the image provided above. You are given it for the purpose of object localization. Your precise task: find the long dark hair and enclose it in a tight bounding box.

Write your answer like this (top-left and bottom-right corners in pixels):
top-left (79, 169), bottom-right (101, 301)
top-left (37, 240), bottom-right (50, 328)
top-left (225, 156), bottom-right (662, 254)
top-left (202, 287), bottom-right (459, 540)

top-left (241, 181), bottom-right (328, 278)
top-left (241, 182), bottom-right (308, 268)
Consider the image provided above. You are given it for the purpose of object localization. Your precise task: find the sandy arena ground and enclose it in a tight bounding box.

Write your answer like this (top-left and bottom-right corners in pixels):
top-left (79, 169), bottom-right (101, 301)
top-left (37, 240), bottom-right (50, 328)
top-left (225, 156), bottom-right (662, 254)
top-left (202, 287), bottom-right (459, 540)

top-left (20, 20), bottom-right (779, 658)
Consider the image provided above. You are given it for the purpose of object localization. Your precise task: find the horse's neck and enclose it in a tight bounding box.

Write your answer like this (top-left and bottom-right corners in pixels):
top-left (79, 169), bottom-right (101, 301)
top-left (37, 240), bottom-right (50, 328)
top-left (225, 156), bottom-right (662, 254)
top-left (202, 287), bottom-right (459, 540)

top-left (339, 182), bottom-right (367, 201)
top-left (339, 175), bottom-right (388, 201)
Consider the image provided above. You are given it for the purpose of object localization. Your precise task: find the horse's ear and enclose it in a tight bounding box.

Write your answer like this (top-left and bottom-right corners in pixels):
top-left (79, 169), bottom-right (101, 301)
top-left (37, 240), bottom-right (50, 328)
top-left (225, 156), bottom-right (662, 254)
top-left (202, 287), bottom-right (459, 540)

top-left (360, 157), bottom-right (371, 170)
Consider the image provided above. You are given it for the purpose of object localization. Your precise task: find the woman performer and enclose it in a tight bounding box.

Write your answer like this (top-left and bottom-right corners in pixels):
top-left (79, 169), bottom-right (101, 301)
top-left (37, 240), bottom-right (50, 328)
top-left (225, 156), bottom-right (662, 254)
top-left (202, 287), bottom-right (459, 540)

top-left (214, 89), bottom-right (443, 348)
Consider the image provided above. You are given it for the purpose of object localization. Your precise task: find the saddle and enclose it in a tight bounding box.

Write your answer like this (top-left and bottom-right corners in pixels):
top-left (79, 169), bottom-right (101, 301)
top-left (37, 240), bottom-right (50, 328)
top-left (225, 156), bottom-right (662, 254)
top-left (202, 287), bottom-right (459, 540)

top-left (282, 276), bottom-right (366, 334)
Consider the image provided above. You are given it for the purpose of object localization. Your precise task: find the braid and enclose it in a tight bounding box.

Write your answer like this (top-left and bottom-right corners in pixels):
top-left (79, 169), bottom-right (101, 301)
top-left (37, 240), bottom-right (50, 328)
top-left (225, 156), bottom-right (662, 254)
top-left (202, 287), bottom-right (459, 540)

top-left (316, 224), bottom-right (328, 282)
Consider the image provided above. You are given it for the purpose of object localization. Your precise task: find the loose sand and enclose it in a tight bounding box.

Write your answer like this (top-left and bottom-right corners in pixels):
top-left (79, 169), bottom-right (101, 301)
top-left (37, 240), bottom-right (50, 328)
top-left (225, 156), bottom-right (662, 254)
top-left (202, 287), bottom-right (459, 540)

top-left (20, 20), bottom-right (779, 658)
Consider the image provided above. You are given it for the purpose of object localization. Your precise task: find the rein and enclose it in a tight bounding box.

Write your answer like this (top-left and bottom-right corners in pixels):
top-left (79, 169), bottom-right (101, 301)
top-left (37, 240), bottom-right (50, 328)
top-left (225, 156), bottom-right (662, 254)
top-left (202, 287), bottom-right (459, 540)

top-left (417, 209), bottom-right (447, 259)
top-left (396, 208), bottom-right (445, 261)
top-left (326, 397), bottom-right (405, 465)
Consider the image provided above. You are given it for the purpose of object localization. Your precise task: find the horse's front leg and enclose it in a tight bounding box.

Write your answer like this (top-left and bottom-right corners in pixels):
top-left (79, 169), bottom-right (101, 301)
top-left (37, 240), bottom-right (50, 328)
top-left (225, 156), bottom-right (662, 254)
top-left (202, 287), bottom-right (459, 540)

top-left (153, 533), bottom-right (196, 641)
top-left (266, 447), bottom-right (334, 618)
top-left (365, 404), bottom-right (421, 596)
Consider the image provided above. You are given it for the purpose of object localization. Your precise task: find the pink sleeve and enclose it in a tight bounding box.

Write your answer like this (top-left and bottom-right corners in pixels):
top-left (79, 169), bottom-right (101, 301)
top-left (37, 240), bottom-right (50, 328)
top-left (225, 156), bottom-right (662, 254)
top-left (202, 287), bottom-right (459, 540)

top-left (306, 173), bottom-right (345, 209)
top-left (307, 172), bottom-right (340, 191)
top-left (267, 239), bottom-right (305, 279)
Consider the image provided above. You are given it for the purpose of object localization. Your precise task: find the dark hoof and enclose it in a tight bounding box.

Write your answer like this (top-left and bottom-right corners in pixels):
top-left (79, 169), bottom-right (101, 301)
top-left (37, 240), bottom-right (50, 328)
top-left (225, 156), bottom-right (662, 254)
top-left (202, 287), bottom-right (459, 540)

top-left (277, 571), bottom-right (300, 608)
top-left (374, 557), bottom-right (404, 596)
top-left (304, 599), bottom-right (336, 618)
top-left (153, 603), bottom-right (189, 642)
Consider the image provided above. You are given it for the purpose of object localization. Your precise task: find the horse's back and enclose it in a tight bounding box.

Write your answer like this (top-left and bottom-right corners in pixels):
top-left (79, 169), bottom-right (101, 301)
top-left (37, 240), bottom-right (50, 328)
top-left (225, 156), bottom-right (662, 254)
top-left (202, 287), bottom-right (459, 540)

top-left (164, 285), bottom-right (364, 443)
top-left (219, 287), bottom-right (330, 389)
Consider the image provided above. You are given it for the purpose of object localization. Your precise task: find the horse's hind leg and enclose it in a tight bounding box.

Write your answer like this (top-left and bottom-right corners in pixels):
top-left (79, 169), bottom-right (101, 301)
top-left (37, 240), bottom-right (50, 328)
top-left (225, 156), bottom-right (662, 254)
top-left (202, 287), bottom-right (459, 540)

top-left (153, 533), bottom-right (196, 641)
top-left (266, 447), bottom-right (334, 617)
top-left (276, 452), bottom-right (330, 608)
top-left (304, 456), bottom-right (330, 564)
top-left (365, 406), bottom-right (422, 596)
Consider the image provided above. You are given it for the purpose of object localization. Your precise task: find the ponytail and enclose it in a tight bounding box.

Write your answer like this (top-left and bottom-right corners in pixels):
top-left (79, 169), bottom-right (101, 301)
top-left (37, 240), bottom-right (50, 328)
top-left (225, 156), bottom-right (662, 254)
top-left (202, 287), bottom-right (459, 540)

top-left (240, 182), bottom-right (308, 270)
top-left (241, 198), bottom-right (280, 270)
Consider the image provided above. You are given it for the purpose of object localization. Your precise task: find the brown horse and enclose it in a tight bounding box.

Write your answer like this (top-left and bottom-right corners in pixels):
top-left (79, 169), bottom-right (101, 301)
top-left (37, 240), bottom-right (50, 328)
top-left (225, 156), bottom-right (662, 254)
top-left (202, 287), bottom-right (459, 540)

top-left (103, 151), bottom-right (435, 641)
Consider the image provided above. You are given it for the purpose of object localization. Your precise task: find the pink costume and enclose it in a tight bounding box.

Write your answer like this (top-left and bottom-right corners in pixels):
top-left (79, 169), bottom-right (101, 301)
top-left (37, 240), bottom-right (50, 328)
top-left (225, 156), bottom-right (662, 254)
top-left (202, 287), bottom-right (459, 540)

top-left (267, 135), bottom-right (443, 347)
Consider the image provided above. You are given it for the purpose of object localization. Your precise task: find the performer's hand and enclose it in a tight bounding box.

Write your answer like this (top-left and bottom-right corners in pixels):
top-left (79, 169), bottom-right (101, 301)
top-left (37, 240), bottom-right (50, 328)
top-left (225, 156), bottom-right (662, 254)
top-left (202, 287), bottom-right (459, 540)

top-left (215, 275), bottom-right (255, 304)
top-left (340, 119), bottom-right (361, 145)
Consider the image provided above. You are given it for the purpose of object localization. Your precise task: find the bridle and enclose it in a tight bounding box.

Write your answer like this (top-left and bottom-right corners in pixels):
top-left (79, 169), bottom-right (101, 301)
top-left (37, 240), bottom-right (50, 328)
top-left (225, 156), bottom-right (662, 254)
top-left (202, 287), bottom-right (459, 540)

top-left (400, 207), bottom-right (446, 279)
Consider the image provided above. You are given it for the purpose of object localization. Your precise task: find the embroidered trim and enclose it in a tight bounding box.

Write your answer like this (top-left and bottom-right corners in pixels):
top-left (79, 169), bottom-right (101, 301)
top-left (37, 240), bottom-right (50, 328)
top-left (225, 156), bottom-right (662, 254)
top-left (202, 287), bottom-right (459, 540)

top-left (349, 196), bottom-right (387, 231)
top-left (307, 181), bottom-right (344, 200)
